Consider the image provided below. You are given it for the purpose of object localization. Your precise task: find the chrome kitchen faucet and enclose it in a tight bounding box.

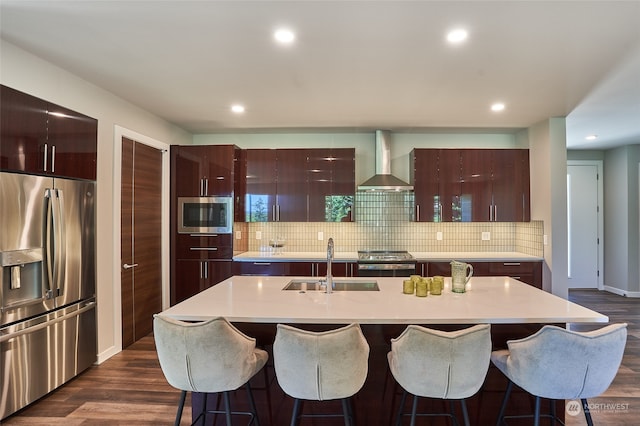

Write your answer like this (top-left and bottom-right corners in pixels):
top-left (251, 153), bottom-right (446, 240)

top-left (326, 238), bottom-right (334, 293)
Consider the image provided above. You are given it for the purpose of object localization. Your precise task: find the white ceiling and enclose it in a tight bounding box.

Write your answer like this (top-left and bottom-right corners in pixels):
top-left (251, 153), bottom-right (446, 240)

top-left (1, 1), bottom-right (639, 150)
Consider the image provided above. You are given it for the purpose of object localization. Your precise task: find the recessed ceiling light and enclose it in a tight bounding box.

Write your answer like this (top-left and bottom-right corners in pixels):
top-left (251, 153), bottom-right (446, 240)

top-left (231, 104), bottom-right (245, 114)
top-left (274, 28), bottom-right (295, 44)
top-left (447, 28), bottom-right (468, 43)
top-left (585, 134), bottom-right (598, 141)
top-left (491, 103), bottom-right (505, 112)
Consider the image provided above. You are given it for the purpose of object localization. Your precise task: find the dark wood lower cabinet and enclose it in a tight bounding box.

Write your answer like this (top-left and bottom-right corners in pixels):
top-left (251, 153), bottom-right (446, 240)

top-left (173, 260), bottom-right (232, 304)
top-left (233, 261), bottom-right (356, 277)
top-left (427, 261), bottom-right (542, 289)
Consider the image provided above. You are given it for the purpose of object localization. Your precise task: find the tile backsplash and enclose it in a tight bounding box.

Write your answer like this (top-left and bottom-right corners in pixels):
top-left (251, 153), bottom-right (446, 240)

top-left (239, 190), bottom-right (543, 256)
top-left (242, 220), bottom-right (543, 256)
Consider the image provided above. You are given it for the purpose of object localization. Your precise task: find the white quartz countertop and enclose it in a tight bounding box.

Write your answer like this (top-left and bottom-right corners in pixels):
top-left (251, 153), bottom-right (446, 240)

top-left (161, 276), bottom-right (606, 325)
top-left (232, 251), bottom-right (543, 262)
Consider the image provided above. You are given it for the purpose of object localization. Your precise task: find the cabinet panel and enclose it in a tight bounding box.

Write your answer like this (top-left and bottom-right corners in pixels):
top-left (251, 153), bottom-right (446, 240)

top-left (245, 148), bottom-right (355, 223)
top-left (1, 85), bottom-right (97, 180)
top-left (427, 261), bottom-right (490, 277)
top-left (245, 149), bottom-right (277, 222)
top-left (412, 148), bottom-right (530, 223)
top-left (1, 85), bottom-right (47, 173)
top-left (175, 233), bottom-right (233, 259)
top-left (276, 149), bottom-right (308, 222)
top-left (489, 261), bottom-right (542, 288)
top-left (308, 148), bottom-right (355, 222)
top-left (438, 149), bottom-right (463, 222)
top-left (234, 261), bottom-right (288, 276)
top-left (492, 150), bottom-right (530, 222)
top-left (172, 145), bottom-right (236, 197)
top-left (173, 260), bottom-right (232, 304)
top-left (46, 102), bottom-right (97, 180)
top-left (411, 150), bottom-right (439, 222)
top-left (461, 149), bottom-right (493, 222)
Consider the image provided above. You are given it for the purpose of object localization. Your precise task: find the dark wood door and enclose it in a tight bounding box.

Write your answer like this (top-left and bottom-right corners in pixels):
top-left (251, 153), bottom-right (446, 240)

top-left (121, 137), bottom-right (163, 348)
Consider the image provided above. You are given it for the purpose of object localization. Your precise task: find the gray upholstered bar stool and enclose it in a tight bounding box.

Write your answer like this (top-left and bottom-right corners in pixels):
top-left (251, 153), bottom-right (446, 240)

top-left (153, 315), bottom-right (269, 426)
top-left (273, 323), bottom-right (370, 426)
top-left (491, 323), bottom-right (627, 426)
top-left (387, 324), bottom-right (492, 426)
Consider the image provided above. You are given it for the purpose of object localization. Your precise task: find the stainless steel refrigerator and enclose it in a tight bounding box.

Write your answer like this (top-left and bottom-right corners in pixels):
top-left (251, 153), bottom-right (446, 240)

top-left (1, 171), bottom-right (97, 420)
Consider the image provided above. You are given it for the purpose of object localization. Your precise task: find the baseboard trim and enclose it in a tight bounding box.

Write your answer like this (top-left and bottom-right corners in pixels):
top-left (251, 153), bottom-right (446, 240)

top-left (603, 286), bottom-right (640, 298)
top-left (96, 345), bottom-right (121, 365)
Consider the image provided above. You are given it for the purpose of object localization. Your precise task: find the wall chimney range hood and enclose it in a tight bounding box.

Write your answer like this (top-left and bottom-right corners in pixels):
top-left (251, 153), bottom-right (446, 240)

top-left (357, 130), bottom-right (413, 192)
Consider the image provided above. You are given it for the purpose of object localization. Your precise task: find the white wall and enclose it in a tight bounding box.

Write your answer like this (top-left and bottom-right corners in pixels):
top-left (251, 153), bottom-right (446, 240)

top-left (528, 118), bottom-right (569, 297)
top-left (1, 40), bottom-right (192, 362)
top-left (603, 145), bottom-right (640, 296)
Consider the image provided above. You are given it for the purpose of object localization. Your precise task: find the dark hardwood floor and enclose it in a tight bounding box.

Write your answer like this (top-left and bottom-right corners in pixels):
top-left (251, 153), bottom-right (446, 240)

top-left (2, 289), bottom-right (638, 425)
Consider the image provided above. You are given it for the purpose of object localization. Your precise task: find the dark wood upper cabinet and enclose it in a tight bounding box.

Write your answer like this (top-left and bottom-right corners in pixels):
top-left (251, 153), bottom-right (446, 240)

top-left (412, 148), bottom-right (530, 222)
top-left (172, 145), bottom-right (236, 196)
top-left (244, 149), bottom-right (278, 222)
top-left (1, 85), bottom-right (97, 180)
top-left (308, 148), bottom-right (355, 222)
top-left (411, 149), bottom-right (439, 222)
top-left (244, 147), bottom-right (355, 222)
top-left (438, 149), bottom-right (463, 222)
top-left (461, 149), bottom-right (493, 222)
top-left (492, 149), bottom-right (530, 222)
top-left (275, 149), bottom-right (308, 222)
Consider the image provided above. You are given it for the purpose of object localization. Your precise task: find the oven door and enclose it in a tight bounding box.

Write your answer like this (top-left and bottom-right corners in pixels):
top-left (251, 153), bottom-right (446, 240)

top-left (357, 262), bottom-right (416, 277)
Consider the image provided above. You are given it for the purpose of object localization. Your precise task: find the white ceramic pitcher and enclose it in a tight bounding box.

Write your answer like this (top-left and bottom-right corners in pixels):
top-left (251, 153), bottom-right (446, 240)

top-left (450, 260), bottom-right (473, 293)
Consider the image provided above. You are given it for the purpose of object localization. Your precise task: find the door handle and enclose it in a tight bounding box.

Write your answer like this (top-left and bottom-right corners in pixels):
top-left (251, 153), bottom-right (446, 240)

top-left (123, 263), bottom-right (139, 269)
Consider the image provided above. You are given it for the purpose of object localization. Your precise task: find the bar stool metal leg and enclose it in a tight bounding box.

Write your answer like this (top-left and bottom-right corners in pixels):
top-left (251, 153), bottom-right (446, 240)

top-left (174, 390), bottom-right (187, 426)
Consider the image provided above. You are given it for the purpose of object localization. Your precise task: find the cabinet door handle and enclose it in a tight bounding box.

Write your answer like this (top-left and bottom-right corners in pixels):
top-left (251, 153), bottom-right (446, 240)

top-left (189, 247), bottom-right (218, 251)
top-left (122, 263), bottom-right (138, 269)
top-left (253, 262), bottom-right (271, 265)
top-left (416, 204), bottom-right (420, 221)
top-left (503, 262), bottom-right (521, 266)
top-left (494, 205), bottom-right (498, 221)
top-left (204, 178), bottom-right (208, 195)
top-left (43, 143), bottom-right (48, 171)
top-left (51, 145), bottom-right (56, 173)
top-left (489, 205), bottom-right (493, 221)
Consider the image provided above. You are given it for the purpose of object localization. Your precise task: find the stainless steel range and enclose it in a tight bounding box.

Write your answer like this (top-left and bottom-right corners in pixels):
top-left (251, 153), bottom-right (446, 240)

top-left (357, 250), bottom-right (416, 277)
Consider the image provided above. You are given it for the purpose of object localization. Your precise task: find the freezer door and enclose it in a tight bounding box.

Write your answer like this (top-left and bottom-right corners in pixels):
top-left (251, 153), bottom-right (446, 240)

top-left (0, 299), bottom-right (96, 420)
top-left (0, 172), bottom-right (55, 324)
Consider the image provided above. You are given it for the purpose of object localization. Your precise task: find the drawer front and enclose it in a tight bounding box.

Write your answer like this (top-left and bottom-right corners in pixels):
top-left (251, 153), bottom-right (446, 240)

top-left (176, 233), bottom-right (233, 259)
top-left (234, 261), bottom-right (287, 276)
top-left (488, 261), bottom-right (537, 275)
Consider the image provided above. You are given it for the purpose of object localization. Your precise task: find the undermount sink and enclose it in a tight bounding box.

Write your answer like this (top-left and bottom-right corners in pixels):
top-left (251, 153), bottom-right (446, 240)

top-left (283, 279), bottom-right (380, 292)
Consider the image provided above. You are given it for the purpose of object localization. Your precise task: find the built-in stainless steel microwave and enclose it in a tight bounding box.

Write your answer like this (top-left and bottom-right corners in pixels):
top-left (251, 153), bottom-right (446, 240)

top-left (177, 196), bottom-right (233, 234)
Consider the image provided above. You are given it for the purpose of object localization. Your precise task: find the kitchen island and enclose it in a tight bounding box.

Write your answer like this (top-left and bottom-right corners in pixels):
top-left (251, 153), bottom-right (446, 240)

top-left (161, 275), bottom-right (606, 425)
top-left (161, 275), bottom-right (604, 324)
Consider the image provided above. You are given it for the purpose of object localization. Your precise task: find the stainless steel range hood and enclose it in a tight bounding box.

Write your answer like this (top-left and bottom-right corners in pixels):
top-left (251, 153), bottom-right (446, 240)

top-left (357, 130), bottom-right (413, 192)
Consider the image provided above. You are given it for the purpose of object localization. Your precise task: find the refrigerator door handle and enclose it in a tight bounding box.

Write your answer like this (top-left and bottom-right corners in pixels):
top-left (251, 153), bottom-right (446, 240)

top-left (44, 189), bottom-right (55, 299)
top-left (54, 189), bottom-right (66, 297)
top-left (0, 301), bottom-right (96, 344)
top-left (44, 189), bottom-right (67, 299)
